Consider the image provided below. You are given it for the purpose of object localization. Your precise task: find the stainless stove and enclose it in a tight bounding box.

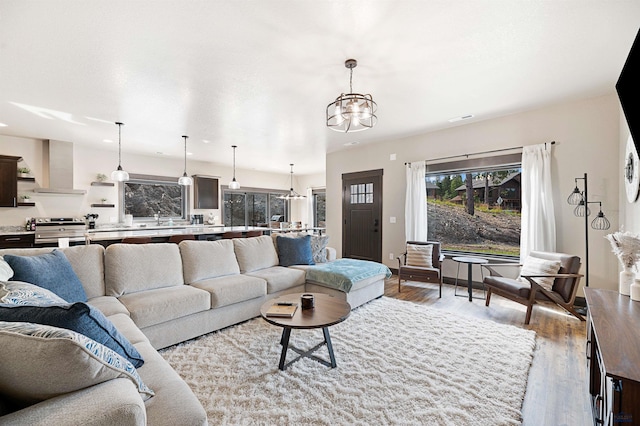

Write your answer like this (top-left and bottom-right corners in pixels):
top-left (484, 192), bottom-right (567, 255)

top-left (34, 217), bottom-right (87, 244)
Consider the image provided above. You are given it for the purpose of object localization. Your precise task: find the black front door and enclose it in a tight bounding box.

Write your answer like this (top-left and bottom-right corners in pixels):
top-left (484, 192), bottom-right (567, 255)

top-left (342, 169), bottom-right (383, 263)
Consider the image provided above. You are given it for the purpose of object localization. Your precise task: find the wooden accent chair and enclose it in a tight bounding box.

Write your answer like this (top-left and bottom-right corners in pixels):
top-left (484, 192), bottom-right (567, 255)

top-left (221, 231), bottom-right (243, 239)
top-left (168, 234), bottom-right (195, 244)
top-left (245, 230), bottom-right (264, 237)
top-left (397, 241), bottom-right (444, 297)
top-left (482, 251), bottom-right (584, 325)
top-left (120, 236), bottom-right (152, 244)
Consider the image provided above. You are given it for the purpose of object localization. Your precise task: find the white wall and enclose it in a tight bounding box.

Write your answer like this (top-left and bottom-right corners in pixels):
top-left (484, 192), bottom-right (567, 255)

top-left (0, 136), bottom-right (302, 227)
top-left (327, 93), bottom-right (621, 293)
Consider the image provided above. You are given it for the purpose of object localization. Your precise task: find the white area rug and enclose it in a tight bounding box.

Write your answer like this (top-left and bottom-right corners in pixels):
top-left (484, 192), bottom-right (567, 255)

top-left (160, 297), bottom-right (536, 425)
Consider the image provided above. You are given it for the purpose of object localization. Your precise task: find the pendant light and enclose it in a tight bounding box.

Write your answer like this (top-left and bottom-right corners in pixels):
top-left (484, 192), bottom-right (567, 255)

top-left (111, 122), bottom-right (129, 182)
top-left (229, 145), bottom-right (240, 190)
top-left (278, 164), bottom-right (305, 200)
top-left (178, 135), bottom-right (193, 186)
top-left (326, 59), bottom-right (377, 133)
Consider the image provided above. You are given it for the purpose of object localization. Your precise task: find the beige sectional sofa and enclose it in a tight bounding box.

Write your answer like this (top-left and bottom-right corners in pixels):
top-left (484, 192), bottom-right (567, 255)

top-left (0, 235), bottom-right (388, 425)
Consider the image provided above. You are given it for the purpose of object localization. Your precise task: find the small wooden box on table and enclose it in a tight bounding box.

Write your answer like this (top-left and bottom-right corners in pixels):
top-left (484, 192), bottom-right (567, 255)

top-left (585, 288), bottom-right (640, 425)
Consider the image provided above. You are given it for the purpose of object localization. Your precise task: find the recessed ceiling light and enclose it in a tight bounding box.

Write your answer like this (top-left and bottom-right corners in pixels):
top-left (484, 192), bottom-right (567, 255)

top-left (0, 122), bottom-right (7, 127)
top-left (187, 152), bottom-right (193, 156)
top-left (448, 114), bottom-right (474, 123)
top-left (156, 152), bottom-right (164, 155)
top-left (103, 139), bottom-right (113, 143)
top-left (344, 141), bottom-right (360, 146)
top-left (202, 140), bottom-right (210, 144)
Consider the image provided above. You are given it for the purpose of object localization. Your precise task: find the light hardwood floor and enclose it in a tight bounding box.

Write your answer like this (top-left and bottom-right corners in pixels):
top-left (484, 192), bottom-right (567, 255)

top-left (385, 276), bottom-right (592, 426)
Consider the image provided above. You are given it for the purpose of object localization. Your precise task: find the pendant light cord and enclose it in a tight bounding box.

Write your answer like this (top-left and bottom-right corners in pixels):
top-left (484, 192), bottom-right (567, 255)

top-left (183, 136), bottom-right (188, 173)
top-left (116, 122), bottom-right (123, 168)
top-left (232, 145), bottom-right (237, 179)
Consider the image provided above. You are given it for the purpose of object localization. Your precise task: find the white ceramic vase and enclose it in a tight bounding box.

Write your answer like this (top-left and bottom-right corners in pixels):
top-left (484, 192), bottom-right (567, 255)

top-left (631, 279), bottom-right (640, 301)
top-left (619, 267), bottom-right (634, 296)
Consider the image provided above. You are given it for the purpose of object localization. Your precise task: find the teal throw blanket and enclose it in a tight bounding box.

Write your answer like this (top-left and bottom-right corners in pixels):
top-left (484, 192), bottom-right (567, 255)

top-left (305, 259), bottom-right (392, 293)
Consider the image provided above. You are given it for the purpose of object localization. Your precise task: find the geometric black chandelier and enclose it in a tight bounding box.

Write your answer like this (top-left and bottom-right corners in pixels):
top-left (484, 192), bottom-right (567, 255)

top-left (326, 59), bottom-right (377, 133)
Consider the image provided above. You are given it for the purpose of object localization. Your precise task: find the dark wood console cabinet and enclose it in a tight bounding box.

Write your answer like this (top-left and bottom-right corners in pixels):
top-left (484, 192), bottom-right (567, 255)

top-left (585, 288), bottom-right (640, 425)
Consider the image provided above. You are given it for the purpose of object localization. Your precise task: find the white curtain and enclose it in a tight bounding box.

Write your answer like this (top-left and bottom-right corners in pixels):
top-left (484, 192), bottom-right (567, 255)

top-left (405, 162), bottom-right (428, 241)
top-left (519, 143), bottom-right (556, 260)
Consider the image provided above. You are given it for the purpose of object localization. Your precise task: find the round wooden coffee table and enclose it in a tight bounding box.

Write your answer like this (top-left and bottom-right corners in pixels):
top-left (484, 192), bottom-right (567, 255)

top-left (260, 292), bottom-right (350, 371)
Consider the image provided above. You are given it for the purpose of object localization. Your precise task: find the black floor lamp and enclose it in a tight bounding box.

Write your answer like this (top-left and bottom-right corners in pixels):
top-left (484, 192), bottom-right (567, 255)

top-left (567, 173), bottom-right (611, 313)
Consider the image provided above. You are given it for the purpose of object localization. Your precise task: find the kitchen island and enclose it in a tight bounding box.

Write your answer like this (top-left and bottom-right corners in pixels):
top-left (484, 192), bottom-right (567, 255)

top-left (85, 225), bottom-right (269, 246)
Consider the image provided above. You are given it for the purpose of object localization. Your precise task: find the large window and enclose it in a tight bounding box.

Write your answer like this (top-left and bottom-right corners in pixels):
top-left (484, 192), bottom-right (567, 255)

top-left (313, 190), bottom-right (326, 227)
top-left (426, 155), bottom-right (521, 257)
top-left (122, 174), bottom-right (188, 220)
top-left (222, 188), bottom-right (288, 227)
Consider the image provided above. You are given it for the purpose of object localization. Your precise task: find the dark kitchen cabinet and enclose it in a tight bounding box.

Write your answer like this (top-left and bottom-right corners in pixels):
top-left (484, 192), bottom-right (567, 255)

top-left (0, 155), bottom-right (21, 207)
top-left (0, 233), bottom-right (34, 248)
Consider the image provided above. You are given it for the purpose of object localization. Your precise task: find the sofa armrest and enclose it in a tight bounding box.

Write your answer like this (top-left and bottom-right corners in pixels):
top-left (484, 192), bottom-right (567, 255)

top-left (0, 379), bottom-right (145, 426)
top-left (326, 247), bottom-right (337, 262)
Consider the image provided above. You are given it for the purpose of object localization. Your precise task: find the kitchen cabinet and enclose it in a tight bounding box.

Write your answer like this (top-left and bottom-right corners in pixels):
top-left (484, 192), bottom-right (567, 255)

top-left (0, 233), bottom-right (34, 248)
top-left (0, 155), bottom-right (21, 207)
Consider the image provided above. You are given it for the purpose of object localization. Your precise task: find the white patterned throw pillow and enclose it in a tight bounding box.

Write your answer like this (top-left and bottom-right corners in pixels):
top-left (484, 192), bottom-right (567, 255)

top-left (518, 256), bottom-right (562, 291)
top-left (0, 321), bottom-right (154, 403)
top-left (406, 244), bottom-right (434, 268)
top-left (0, 281), bottom-right (67, 306)
top-left (0, 256), bottom-right (13, 281)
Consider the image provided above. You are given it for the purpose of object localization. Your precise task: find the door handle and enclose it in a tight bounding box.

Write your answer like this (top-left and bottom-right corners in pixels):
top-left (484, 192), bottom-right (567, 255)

top-left (373, 219), bottom-right (379, 232)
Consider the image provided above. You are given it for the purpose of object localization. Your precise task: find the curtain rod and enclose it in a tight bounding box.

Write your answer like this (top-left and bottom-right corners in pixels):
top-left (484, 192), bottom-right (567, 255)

top-left (405, 141), bottom-right (555, 166)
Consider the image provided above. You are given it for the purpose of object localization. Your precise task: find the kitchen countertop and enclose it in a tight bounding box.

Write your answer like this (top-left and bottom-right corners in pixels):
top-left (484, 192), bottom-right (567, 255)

top-left (84, 225), bottom-right (268, 242)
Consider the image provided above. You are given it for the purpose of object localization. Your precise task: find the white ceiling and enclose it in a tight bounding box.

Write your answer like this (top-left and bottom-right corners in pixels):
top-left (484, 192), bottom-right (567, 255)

top-left (0, 1), bottom-right (639, 175)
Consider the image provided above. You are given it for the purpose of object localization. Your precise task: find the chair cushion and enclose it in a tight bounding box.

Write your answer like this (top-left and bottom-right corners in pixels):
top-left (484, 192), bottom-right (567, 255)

top-left (484, 276), bottom-right (531, 299)
top-left (4, 250), bottom-right (88, 303)
top-left (277, 235), bottom-right (315, 266)
top-left (0, 302), bottom-right (144, 368)
top-left (518, 256), bottom-right (561, 291)
top-left (0, 321), bottom-right (154, 404)
top-left (406, 244), bottom-right (433, 268)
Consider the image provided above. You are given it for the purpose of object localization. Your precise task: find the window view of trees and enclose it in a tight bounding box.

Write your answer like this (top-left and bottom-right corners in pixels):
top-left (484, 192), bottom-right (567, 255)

top-left (427, 168), bottom-right (521, 256)
top-left (313, 191), bottom-right (326, 227)
top-left (223, 190), bottom-right (287, 227)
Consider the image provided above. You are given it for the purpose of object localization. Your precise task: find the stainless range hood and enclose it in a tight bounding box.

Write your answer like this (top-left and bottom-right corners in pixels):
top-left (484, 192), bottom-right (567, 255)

top-left (32, 140), bottom-right (87, 195)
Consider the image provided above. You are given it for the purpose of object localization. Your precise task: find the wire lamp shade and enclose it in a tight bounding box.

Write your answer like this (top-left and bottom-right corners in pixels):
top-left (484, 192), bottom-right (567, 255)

top-left (111, 122), bottom-right (129, 182)
top-left (326, 59), bottom-right (377, 133)
top-left (229, 145), bottom-right (240, 190)
top-left (278, 164), bottom-right (305, 200)
top-left (178, 135), bottom-right (193, 186)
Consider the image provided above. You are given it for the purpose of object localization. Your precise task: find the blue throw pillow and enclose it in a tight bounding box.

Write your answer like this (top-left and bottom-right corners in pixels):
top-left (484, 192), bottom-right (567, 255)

top-left (4, 250), bottom-right (88, 303)
top-left (0, 302), bottom-right (144, 368)
top-left (277, 234), bottom-right (315, 267)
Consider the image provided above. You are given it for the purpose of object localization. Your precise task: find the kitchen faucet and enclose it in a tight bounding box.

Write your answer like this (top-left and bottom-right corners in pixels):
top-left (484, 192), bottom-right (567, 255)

top-left (155, 211), bottom-right (161, 225)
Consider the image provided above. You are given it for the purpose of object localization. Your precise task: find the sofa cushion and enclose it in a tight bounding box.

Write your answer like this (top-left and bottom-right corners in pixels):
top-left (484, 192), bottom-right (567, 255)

top-left (87, 295), bottom-right (130, 317)
top-left (233, 235), bottom-right (278, 273)
top-left (245, 266), bottom-right (306, 293)
top-left (4, 250), bottom-right (88, 303)
top-left (0, 321), bottom-right (154, 404)
top-left (0, 256), bottom-right (13, 281)
top-left (118, 285), bottom-right (210, 329)
top-left (277, 234), bottom-right (315, 267)
top-left (190, 274), bottom-right (267, 308)
top-left (105, 243), bottom-right (184, 296)
top-left (0, 302), bottom-right (144, 368)
top-left (179, 239), bottom-right (240, 284)
top-left (0, 281), bottom-right (67, 306)
top-left (60, 245), bottom-right (106, 299)
top-left (271, 233), bottom-right (330, 264)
